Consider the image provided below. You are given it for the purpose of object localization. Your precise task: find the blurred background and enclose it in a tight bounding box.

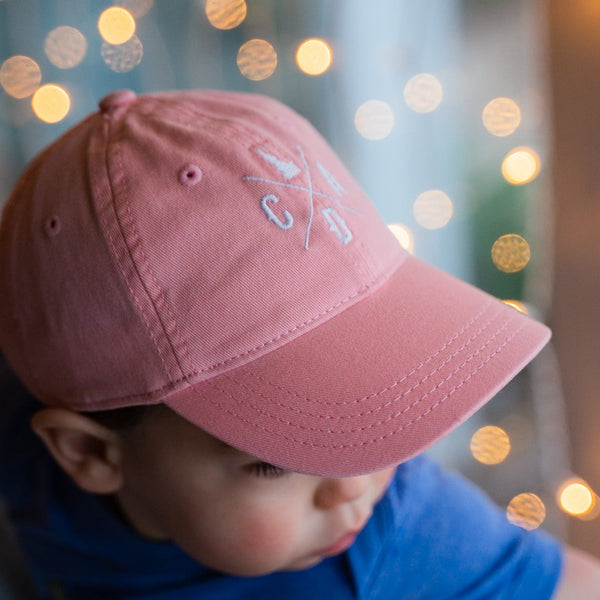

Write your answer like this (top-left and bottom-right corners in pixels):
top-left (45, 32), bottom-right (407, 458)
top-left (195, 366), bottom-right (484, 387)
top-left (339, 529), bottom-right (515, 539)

top-left (0, 0), bottom-right (598, 588)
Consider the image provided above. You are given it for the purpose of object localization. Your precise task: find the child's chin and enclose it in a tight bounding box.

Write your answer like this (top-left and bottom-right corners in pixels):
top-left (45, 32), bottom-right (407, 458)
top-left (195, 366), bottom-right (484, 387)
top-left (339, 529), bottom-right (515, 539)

top-left (280, 555), bottom-right (325, 572)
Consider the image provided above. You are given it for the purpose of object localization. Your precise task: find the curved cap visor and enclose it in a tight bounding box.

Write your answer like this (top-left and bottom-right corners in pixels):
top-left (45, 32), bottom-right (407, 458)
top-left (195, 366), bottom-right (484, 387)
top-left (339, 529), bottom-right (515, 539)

top-left (166, 253), bottom-right (551, 477)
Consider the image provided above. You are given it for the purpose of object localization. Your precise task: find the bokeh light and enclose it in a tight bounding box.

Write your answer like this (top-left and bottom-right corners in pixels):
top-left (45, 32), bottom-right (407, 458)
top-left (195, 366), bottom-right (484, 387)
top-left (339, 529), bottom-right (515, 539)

top-left (0, 55), bottom-right (41, 99)
top-left (296, 38), bottom-right (333, 76)
top-left (403, 73), bottom-right (443, 114)
top-left (491, 234), bottom-right (531, 273)
top-left (482, 97), bottom-right (521, 137)
top-left (31, 84), bottom-right (70, 124)
top-left (506, 493), bottom-right (546, 530)
top-left (115, 0), bottom-right (154, 18)
top-left (413, 190), bottom-right (453, 229)
top-left (236, 39), bottom-right (278, 81)
top-left (205, 0), bottom-right (247, 30)
top-left (354, 100), bottom-right (394, 141)
top-left (101, 35), bottom-right (144, 72)
top-left (558, 479), bottom-right (598, 518)
top-left (502, 147), bottom-right (540, 185)
top-left (98, 7), bottom-right (136, 45)
top-left (502, 300), bottom-right (529, 314)
top-left (44, 26), bottom-right (88, 69)
top-left (470, 425), bottom-right (511, 465)
top-left (388, 223), bottom-right (414, 253)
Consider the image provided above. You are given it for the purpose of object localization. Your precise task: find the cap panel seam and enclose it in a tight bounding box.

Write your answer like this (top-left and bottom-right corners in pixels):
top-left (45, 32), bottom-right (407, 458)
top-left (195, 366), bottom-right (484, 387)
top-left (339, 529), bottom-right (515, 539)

top-left (142, 105), bottom-right (261, 150)
top-left (110, 131), bottom-right (197, 379)
top-left (93, 117), bottom-right (173, 382)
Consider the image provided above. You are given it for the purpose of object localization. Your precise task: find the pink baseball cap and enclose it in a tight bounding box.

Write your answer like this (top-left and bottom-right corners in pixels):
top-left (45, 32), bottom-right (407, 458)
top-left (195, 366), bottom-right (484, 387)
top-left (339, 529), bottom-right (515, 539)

top-left (0, 89), bottom-right (550, 476)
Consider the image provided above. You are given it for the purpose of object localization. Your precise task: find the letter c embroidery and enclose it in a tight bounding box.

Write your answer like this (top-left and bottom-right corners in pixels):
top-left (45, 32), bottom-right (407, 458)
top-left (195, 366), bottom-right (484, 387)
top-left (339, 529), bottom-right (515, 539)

top-left (261, 194), bottom-right (293, 230)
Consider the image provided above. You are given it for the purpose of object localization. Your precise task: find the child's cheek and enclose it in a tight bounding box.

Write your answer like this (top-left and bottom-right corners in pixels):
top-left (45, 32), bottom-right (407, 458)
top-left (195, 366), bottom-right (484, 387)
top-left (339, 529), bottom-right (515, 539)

top-left (234, 507), bottom-right (302, 566)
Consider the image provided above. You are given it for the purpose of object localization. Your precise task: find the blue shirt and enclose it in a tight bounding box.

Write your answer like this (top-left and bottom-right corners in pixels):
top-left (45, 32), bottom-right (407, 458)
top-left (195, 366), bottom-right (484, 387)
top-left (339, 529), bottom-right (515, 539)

top-left (0, 365), bottom-right (563, 599)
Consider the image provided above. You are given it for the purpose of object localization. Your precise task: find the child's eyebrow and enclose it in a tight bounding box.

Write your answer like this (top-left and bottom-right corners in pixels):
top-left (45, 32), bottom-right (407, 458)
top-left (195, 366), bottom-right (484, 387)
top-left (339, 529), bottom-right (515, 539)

top-left (209, 437), bottom-right (284, 468)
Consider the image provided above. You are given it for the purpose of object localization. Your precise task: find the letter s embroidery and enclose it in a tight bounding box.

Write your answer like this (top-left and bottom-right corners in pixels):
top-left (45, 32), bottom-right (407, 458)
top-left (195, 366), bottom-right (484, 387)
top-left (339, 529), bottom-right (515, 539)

top-left (261, 194), bottom-right (293, 230)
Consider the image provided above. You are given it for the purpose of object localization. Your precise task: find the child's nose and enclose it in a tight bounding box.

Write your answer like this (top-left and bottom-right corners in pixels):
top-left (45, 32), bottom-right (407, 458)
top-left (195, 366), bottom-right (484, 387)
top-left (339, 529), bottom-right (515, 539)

top-left (314, 474), bottom-right (370, 509)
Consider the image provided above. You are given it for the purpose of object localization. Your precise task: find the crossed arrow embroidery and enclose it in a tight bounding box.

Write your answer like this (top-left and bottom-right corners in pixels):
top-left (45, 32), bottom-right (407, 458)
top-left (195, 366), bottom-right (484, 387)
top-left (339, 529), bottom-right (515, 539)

top-left (243, 146), bottom-right (360, 250)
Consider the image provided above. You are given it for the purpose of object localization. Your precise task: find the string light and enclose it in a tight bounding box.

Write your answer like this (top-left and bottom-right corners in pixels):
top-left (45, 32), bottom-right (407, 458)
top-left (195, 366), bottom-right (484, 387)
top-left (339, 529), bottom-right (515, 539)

top-left (296, 39), bottom-right (333, 76)
top-left (0, 55), bottom-right (41, 99)
top-left (354, 100), bottom-right (394, 140)
top-left (98, 7), bottom-right (136, 45)
top-left (491, 234), bottom-right (530, 273)
top-left (506, 493), bottom-right (546, 530)
top-left (31, 84), bottom-right (70, 123)
top-left (482, 97), bottom-right (521, 137)
top-left (101, 35), bottom-right (144, 72)
top-left (237, 39), bottom-right (277, 81)
top-left (205, 0), bottom-right (247, 30)
top-left (502, 147), bottom-right (540, 185)
top-left (44, 26), bottom-right (87, 69)
top-left (470, 426), bottom-right (511, 465)
top-left (558, 479), bottom-right (599, 519)
top-left (403, 73), bottom-right (443, 114)
top-left (388, 224), bottom-right (414, 253)
top-left (413, 190), bottom-right (453, 230)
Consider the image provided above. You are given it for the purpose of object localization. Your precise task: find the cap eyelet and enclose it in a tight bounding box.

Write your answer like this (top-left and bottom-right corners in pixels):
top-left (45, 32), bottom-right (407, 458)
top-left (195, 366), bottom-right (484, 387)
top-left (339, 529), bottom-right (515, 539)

top-left (44, 216), bottom-right (61, 237)
top-left (178, 164), bottom-right (203, 187)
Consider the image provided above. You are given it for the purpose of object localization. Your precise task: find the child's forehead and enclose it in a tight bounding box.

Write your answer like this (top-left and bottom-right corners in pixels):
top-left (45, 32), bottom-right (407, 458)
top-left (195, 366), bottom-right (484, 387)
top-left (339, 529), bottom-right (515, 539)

top-left (210, 435), bottom-right (247, 457)
top-left (154, 406), bottom-right (252, 458)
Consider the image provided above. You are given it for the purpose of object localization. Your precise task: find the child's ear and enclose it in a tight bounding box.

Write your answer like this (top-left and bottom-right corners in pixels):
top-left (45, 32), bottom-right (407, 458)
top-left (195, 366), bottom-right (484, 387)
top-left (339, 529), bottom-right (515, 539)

top-left (31, 408), bottom-right (124, 494)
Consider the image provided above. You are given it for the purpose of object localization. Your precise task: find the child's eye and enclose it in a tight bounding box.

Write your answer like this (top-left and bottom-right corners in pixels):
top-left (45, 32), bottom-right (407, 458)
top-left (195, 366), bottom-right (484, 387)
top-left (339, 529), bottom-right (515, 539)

top-left (247, 461), bottom-right (287, 478)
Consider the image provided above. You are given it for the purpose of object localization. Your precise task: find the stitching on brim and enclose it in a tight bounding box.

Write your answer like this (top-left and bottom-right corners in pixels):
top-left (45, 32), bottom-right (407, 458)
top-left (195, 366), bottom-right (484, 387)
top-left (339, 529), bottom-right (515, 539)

top-left (201, 318), bottom-right (526, 449)
top-left (208, 311), bottom-right (517, 432)
top-left (198, 324), bottom-right (525, 450)
top-left (236, 299), bottom-right (499, 408)
top-left (223, 305), bottom-right (508, 421)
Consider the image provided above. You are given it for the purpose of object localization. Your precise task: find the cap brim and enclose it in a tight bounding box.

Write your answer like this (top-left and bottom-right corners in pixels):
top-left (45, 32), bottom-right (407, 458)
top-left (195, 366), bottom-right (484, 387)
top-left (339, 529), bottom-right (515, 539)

top-left (165, 253), bottom-right (550, 477)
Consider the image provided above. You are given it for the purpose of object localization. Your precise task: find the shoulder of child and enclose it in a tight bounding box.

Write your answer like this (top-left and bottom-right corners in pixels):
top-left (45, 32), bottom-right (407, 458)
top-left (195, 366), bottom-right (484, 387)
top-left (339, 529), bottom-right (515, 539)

top-left (552, 545), bottom-right (600, 599)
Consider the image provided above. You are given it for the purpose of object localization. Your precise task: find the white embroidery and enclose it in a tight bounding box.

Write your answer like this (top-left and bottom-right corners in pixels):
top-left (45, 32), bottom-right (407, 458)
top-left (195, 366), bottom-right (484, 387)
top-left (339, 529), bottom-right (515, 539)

top-left (261, 194), bottom-right (294, 230)
top-left (256, 149), bottom-right (301, 180)
top-left (317, 162), bottom-right (346, 197)
top-left (245, 146), bottom-right (360, 249)
top-left (321, 207), bottom-right (353, 244)
top-left (297, 146), bottom-right (314, 250)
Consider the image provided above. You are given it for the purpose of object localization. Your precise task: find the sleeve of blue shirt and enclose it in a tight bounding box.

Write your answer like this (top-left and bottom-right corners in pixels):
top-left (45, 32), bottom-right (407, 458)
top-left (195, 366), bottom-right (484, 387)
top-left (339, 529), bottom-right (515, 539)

top-left (348, 455), bottom-right (563, 600)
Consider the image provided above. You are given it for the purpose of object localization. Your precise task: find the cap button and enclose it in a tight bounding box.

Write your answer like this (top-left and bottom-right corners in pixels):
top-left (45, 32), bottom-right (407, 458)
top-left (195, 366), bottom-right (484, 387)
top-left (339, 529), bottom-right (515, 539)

top-left (99, 90), bottom-right (137, 113)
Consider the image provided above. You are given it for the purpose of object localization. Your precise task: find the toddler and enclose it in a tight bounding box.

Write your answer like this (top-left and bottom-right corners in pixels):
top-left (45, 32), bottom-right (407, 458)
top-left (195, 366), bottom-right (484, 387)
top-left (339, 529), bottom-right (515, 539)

top-left (0, 89), bottom-right (598, 599)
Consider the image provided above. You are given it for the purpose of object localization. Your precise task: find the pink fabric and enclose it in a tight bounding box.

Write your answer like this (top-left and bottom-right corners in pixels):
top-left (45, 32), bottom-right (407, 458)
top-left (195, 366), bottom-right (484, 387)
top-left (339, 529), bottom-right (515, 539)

top-left (167, 255), bottom-right (549, 476)
top-left (0, 89), bottom-right (550, 476)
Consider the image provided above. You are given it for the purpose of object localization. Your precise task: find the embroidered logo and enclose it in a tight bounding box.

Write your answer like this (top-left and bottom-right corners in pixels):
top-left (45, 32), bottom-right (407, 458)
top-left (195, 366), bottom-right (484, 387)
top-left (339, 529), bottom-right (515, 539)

top-left (256, 149), bottom-right (301, 180)
top-left (243, 146), bottom-right (359, 250)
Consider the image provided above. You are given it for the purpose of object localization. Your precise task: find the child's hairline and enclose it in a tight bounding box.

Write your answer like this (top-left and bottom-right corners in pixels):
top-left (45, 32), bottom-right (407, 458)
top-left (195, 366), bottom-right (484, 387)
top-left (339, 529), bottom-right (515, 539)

top-left (82, 402), bottom-right (242, 455)
top-left (81, 402), bottom-right (173, 431)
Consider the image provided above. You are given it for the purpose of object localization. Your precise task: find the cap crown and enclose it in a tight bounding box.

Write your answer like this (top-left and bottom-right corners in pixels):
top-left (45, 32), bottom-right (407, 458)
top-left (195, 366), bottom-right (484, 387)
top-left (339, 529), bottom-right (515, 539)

top-left (0, 90), bottom-right (402, 409)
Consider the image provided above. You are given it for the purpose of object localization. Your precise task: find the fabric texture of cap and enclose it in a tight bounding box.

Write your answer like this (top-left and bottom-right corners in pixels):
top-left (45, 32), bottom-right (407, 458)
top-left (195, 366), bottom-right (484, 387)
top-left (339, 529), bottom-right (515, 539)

top-left (0, 89), bottom-right (550, 476)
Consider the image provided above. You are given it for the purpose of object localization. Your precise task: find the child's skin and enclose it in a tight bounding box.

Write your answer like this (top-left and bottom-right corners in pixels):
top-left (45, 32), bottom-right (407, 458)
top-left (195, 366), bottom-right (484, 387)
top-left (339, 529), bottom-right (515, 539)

top-left (31, 405), bottom-right (395, 576)
top-left (30, 405), bottom-right (600, 596)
